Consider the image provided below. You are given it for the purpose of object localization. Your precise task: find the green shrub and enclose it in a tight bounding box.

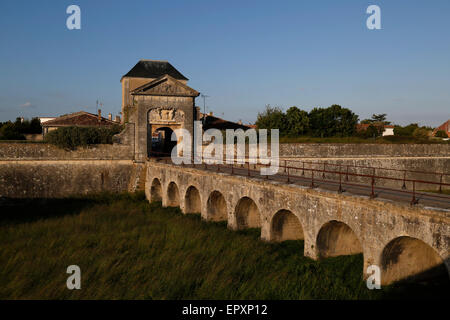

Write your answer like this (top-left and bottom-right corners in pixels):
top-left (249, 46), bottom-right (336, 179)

top-left (356, 124), bottom-right (384, 139)
top-left (0, 122), bottom-right (25, 140)
top-left (45, 125), bottom-right (122, 150)
top-left (412, 127), bottom-right (430, 140)
top-left (394, 124), bottom-right (419, 136)
top-left (0, 117), bottom-right (43, 140)
top-left (435, 130), bottom-right (448, 138)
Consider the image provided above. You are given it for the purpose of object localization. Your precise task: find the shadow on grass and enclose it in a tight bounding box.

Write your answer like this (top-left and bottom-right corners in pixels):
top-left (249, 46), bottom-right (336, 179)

top-left (235, 228), bottom-right (261, 239)
top-left (379, 265), bottom-right (450, 300)
top-left (1, 195), bottom-right (448, 299)
top-left (0, 191), bottom-right (146, 226)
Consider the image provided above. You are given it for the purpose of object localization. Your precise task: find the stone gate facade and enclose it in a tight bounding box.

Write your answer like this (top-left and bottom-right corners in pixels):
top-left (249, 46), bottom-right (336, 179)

top-left (114, 60), bottom-right (200, 161)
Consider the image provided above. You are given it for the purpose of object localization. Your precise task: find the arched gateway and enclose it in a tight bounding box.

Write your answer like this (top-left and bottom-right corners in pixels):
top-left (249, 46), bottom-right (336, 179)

top-left (114, 60), bottom-right (200, 161)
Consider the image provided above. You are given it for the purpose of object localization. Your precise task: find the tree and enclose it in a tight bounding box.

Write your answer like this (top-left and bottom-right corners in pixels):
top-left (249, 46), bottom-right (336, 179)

top-left (0, 122), bottom-right (25, 140)
top-left (371, 113), bottom-right (390, 125)
top-left (28, 118), bottom-right (43, 134)
top-left (0, 117), bottom-right (43, 140)
top-left (255, 105), bottom-right (287, 134)
top-left (308, 105), bottom-right (358, 137)
top-left (361, 114), bottom-right (390, 125)
top-left (366, 124), bottom-right (384, 138)
top-left (286, 106), bottom-right (309, 136)
top-left (394, 123), bottom-right (419, 136)
top-left (412, 127), bottom-right (430, 140)
top-left (45, 125), bottom-right (122, 150)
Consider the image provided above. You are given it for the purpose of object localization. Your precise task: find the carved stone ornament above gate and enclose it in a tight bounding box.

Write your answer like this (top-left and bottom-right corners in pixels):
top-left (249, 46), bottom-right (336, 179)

top-left (148, 108), bottom-right (185, 123)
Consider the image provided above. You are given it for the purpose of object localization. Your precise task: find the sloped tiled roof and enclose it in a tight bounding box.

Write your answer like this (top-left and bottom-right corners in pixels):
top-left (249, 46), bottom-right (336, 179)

top-left (202, 113), bottom-right (252, 131)
top-left (131, 74), bottom-right (199, 97)
top-left (432, 119), bottom-right (450, 137)
top-left (122, 60), bottom-right (188, 81)
top-left (42, 111), bottom-right (116, 127)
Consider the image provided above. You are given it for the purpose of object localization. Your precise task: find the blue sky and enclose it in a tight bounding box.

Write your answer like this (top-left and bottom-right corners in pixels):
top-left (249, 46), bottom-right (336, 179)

top-left (0, 0), bottom-right (449, 126)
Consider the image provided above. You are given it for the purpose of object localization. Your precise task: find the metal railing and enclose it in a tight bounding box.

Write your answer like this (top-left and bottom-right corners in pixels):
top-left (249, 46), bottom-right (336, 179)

top-left (279, 159), bottom-right (450, 193)
top-left (147, 151), bottom-right (450, 206)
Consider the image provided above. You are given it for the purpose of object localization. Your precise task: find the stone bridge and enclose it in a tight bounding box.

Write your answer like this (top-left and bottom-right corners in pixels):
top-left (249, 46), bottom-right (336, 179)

top-left (145, 160), bottom-right (450, 285)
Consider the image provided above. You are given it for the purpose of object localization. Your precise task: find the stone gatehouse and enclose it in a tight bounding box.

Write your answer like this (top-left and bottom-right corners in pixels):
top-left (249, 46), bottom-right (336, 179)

top-left (114, 60), bottom-right (200, 161)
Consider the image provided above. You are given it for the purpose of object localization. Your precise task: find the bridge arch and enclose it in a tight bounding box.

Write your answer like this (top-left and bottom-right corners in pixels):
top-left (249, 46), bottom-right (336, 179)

top-left (316, 220), bottom-right (363, 258)
top-left (150, 178), bottom-right (162, 202)
top-left (234, 196), bottom-right (261, 230)
top-left (206, 190), bottom-right (228, 221)
top-left (270, 209), bottom-right (304, 242)
top-left (380, 236), bottom-right (449, 285)
top-left (166, 181), bottom-right (180, 207)
top-left (184, 185), bottom-right (202, 214)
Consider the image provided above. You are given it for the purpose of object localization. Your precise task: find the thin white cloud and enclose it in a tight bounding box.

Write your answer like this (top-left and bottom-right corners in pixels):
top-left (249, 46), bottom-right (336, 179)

top-left (20, 102), bottom-right (33, 108)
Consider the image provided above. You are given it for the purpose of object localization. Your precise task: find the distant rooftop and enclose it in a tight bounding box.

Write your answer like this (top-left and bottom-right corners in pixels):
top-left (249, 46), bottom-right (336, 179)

top-left (42, 111), bottom-right (116, 128)
top-left (200, 112), bottom-right (252, 131)
top-left (432, 119), bottom-right (450, 137)
top-left (121, 60), bottom-right (188, 81)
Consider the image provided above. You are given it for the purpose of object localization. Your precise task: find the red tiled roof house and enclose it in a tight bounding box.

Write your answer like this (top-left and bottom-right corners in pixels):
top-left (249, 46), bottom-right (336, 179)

top-left (432, 120), bottom-right (450, 138)
top-left (42, 110), bottom-right (117, 137)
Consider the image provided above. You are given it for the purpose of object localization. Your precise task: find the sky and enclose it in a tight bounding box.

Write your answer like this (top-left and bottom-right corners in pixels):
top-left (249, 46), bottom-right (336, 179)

top-left (0, 0), bottom-right (449, 126)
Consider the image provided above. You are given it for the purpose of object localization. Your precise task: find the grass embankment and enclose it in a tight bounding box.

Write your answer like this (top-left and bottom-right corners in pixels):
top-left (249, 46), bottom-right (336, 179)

top-left (0, 192), bottom-right (448, 299)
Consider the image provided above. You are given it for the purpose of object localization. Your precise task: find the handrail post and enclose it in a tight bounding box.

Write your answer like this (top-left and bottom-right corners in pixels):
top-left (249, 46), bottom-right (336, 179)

top-left (302, 162), bottom-right (305, 176)
top-left (247, 162), bottom-right (250, 176)
top-left (439, 174), bottom-right (443, 193)
top-left (231, 162), bottom-right (234, 175)
top-left (411, 180), bottom-right (418, 205)
top-left (370, 175), bottom-right (376, 198)
top-left (322, 162), bottom-right (326, 178)
top-left (402, 170), bottom-right (407, 189)
top-left (346, 165), bottom-right (349, 181)
top-left (310, 170), bottom-right (315, 188)
top-left (338, 170), bottom-right (344, 193)
top-left (287, 167), bottom-right (290, 183)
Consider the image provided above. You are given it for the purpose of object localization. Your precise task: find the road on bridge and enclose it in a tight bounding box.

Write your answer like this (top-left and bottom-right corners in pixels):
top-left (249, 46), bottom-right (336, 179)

top-left (155, 158), bottom-right (450, 211)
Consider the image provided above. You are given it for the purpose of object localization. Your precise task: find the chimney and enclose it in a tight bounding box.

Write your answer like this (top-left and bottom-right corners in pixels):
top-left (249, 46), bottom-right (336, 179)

top-left (98, 109), bottom-right (101, 121)
top-left (108, 113), bottom-right (112, 121)
top-left (115, 115), bottom-right (121, 123)
top-left (237, 120), bottom-right (242, 125)
top-left (209, 111), bottom-right (213, 116)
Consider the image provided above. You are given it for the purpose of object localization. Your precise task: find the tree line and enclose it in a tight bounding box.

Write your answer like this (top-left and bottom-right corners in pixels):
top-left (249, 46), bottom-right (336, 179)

top-left (255, 105), bottom-right (445, 140)
top-left (256, 105), bottom-right (359, 138)
top-left (44, 125), bottom-right (122, 150)
top-left (0, 117), bottom-right (42, 140)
